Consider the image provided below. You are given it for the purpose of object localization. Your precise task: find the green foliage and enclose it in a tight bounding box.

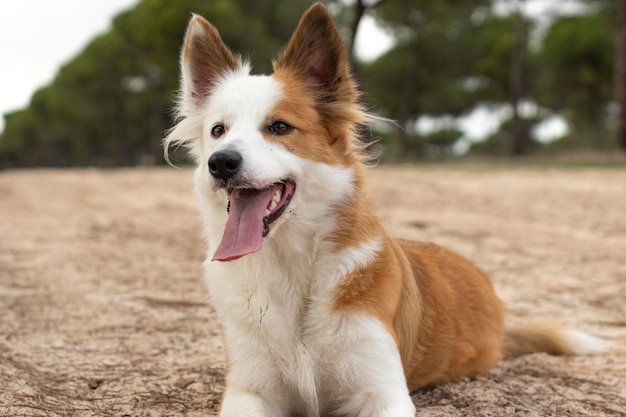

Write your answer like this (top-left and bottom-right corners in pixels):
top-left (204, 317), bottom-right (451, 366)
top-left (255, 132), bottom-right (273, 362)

top-left (365, 0), bottom-right (617, 157)
top-left (361, 0), bottom-right (492, 157)
top-left (531, 11), bottom-right (614, 129)
top-left (465, 14), bottom-right (526, 104)
top-left (0, 0), bottom-right (620, 167)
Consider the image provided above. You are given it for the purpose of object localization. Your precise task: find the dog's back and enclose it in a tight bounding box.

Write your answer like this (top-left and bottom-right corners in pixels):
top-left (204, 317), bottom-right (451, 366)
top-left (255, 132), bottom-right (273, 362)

top-left (397, 240), bottom-right (505, 388)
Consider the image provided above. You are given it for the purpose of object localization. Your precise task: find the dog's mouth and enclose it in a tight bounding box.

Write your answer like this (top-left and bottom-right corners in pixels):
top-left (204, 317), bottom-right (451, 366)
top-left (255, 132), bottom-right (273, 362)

top-left (212, 180), bottom-right (296, 262)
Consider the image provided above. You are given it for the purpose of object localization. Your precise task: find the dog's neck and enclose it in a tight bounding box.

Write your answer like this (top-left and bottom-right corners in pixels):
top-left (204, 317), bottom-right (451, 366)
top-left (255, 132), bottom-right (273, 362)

top-left (327, 164), bottom-right (383, 254)
top-left (272, 162), bottom-right (382, 259)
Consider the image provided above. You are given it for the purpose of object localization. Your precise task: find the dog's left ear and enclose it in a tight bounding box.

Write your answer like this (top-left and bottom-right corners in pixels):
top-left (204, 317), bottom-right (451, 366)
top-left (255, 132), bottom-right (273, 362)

top-left (274, 3), bottom-right (356, 102)
top-left (179, 14), bottom-right (242, 114)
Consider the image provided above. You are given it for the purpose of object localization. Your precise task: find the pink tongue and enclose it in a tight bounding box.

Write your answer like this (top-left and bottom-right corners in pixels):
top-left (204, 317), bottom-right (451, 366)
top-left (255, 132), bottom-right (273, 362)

top-left (212, 186), bottom-right (277, 262)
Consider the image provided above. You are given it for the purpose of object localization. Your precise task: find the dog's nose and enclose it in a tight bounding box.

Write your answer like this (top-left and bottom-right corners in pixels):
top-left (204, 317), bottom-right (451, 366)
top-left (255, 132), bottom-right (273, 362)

top-left (208, 150), bottom-right (243, 180)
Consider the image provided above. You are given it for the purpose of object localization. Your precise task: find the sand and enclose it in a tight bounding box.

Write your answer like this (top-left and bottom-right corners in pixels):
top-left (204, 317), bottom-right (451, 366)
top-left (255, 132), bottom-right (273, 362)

top-left (0, 165), bottom-right (624, 416)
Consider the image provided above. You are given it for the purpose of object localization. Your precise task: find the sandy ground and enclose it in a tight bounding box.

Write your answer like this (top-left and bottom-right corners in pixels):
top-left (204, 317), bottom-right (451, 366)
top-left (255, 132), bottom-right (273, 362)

top-left (0, 165), bottom-right (624, 416)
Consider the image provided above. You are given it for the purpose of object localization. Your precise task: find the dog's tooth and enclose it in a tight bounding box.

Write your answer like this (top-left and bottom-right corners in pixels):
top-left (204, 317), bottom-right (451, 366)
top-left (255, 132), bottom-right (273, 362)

top-left (269, 200), bottom-right (278, 212)
top-left (264, 209), bottom-right (271, 216)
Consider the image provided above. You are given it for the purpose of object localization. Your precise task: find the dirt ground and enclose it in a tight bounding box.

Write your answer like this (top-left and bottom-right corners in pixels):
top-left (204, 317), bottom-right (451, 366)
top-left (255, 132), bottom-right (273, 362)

top-left (0, 164), bottom-right (624, 417)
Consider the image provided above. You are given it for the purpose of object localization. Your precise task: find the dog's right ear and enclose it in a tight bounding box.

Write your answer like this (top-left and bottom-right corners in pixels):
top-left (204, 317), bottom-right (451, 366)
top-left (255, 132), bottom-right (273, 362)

top-left (179, 15), bottom-right (241, 114)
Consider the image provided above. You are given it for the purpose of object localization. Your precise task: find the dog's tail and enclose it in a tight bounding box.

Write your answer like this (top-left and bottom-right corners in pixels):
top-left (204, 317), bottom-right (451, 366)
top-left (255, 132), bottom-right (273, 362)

top-left (502, 323), bottom-right (611, 359)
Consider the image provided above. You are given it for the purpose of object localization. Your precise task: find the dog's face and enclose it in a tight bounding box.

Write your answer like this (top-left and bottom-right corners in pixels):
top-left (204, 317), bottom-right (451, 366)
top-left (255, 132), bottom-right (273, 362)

top-left (196, 70), bottom-right (302, 261)
top-left (166, 5), bottom-right (368, 261)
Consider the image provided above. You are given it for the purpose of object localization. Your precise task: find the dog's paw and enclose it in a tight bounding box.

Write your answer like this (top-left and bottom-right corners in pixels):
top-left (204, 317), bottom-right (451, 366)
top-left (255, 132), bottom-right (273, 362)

top-left (219, 389), bottom-right (286, 417)
top-left (333, 391), bottom-right (416, 417)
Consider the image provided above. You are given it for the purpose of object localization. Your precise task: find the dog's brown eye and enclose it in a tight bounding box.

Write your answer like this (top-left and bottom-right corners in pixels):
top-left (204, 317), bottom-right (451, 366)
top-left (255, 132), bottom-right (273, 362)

top-left (268, 121), bottom-right (292, 136)
top-left (211, 124), bottom-right (225, 139)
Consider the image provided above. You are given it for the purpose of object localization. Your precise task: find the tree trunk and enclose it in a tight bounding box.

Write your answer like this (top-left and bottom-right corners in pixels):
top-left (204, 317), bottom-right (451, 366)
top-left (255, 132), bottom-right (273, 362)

top-left (348, 0), bottom-right (367, 57)
top-left (348, 0), bottom-right (385, 58)
top-left (395, 53), bottom-right (420, 159)
top-left (618, 0), bottom-right (626, 150)
top-left (510, 0), bottom-right (526, 156)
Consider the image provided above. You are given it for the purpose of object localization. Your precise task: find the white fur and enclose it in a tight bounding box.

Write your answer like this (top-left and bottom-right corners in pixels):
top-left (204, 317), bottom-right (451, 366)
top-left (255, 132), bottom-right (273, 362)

top-left (206, 238), bottom-right (414, 417)
top-left (560, 329), bottom-right (612, 355)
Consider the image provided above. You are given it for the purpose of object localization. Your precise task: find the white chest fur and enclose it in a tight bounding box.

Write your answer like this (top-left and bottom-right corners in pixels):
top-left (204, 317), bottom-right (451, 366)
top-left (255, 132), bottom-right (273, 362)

top-left (203, 237), bottom-right (413, 417)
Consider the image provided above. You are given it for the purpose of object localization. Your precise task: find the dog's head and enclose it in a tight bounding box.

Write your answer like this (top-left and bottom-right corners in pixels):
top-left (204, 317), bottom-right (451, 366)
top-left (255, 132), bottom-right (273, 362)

top-left (165, 3), bottom-right (370, 261)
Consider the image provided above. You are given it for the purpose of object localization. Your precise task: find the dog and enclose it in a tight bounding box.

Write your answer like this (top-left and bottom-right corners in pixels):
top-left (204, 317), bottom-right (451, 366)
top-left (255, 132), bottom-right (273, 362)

top-left (165, 4), bottom-right (609, 416)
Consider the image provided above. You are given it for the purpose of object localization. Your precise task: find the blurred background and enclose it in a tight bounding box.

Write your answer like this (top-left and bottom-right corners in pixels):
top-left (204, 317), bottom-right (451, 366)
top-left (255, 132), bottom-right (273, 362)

top-left (1, 0), bottom-right (625, 168)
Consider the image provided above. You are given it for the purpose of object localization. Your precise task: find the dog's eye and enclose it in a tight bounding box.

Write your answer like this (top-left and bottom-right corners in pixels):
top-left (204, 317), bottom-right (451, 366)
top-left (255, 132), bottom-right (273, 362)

top-left (211, 124), bottom-right (225, 139)
top-left (267, 121), bottom-right (292, 136)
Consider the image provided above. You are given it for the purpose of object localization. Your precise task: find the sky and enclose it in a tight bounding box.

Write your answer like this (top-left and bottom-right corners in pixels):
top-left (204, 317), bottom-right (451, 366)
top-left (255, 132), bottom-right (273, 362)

top-left (0, 0), bottom-right (138, 132)
top-left (0, 0), bottom-right (585, 139)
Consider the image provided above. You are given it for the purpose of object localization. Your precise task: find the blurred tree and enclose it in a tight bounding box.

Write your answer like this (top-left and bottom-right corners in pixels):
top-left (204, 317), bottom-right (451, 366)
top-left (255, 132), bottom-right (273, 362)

top-left (346, 0), bottom-right (385, 56)
top-left (464, 8), bottom-right (534, 156)
top-left (618, 0), bottom-right (626, 150)
top-left (0, 110), bottom-right (37, 166)
top-left (361, 0), bottom-right (515, 158)
top-left (509, 0), bottom-right (526, 156)
top-left (363, 0), bottom-right (618, 156)
top-left (532, 10), bottom-right (614, 138)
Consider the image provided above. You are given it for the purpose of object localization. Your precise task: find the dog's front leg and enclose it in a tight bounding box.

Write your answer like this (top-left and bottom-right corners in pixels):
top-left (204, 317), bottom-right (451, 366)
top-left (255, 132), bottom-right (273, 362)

top-left (217, 322), bottom-right (291, 417)
top-left (219, 387), bottom-right (286, 417)
top-left (218, 358), bottom-right (290, 417)
top-left (325, 314), bottom-right (416, 417)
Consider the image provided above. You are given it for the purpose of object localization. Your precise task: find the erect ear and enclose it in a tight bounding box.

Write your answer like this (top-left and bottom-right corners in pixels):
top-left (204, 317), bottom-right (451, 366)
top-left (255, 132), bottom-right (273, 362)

top-left (179, 14), bottom-right (241, 113)
top-left (273, 3), bottom-right (355, 101)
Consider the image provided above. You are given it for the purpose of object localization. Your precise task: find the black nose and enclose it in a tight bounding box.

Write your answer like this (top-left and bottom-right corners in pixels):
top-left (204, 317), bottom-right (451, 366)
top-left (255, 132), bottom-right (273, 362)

top-left (208, 150), bottom-right (243, 180)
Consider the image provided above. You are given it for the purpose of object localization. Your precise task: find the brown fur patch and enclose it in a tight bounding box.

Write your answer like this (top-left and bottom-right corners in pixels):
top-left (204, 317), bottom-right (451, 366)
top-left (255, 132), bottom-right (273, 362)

top-left (264, 70), bottom-right (346, 166)
top-left (397, 241), bottom-right (505, 388)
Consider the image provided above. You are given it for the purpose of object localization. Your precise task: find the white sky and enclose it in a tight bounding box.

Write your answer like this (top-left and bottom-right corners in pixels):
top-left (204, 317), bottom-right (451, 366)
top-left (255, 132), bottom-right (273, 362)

top-left (0, 0), bottom-right (583, 138)
top-left (0, 0), bottom-right (138, 132)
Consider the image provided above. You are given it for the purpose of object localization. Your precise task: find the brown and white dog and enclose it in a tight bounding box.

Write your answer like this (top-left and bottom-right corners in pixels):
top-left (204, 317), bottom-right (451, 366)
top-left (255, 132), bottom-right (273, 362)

top-left (165, 4), bottom-right (608, 416)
